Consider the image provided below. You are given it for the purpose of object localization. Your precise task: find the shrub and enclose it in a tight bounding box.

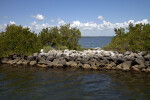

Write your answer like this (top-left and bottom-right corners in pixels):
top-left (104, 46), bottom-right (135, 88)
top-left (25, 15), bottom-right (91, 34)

top-left (103, 23), bottom-right (150, 52)
top-left (0, 25), bottom-right (42, 57)
top-left (43, 46), bottom-right (52, 53)
top-left (38, 24), bottom-right (81, 50)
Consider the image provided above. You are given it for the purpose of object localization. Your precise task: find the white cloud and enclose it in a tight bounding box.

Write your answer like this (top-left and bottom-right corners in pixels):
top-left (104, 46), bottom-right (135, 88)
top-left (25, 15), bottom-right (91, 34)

top-left (10, 21), bottom-right (16, 25)
top-left (98, 16), bottom-right (104, 21)
top-left (0, 18), bottom-right (149, 36)
top-left (0, 24), bottom-right (7, 31)
top-left (31, 14), bottom-right (44, 21)
top-left (58, 20), bottom-right (65, 25)
top-left (70, 19), bottom-right (149, 36)
top-left (31, 21), bottom-right (37, 26)
top-left (50, 19), bottom-right (55, 22)
top-left (30, 21), bottom-right (51, 33)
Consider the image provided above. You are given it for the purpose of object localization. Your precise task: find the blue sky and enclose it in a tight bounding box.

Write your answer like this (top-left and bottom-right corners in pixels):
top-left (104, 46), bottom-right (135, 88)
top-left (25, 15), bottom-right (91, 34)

top-left (0, 0), bottom-right (150, 36)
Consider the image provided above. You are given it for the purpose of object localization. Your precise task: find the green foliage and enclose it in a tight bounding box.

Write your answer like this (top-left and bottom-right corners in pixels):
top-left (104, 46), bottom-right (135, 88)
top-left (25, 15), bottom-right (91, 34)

top-left (43, 46), bottom-right (52, 53)
top-left (0, 25), bottom-right (42, 57)
top-left (0, 24), bottom-right (82, 57)
top-left (38, 24), bottom-right (81, 50)
top-left (103, 23), bottom-right (150, 52)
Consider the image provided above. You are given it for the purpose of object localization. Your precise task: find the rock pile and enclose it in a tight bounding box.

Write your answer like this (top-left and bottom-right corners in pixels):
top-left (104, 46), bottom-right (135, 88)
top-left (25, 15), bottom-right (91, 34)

top-left (0, 49), bottom-right (150, 72)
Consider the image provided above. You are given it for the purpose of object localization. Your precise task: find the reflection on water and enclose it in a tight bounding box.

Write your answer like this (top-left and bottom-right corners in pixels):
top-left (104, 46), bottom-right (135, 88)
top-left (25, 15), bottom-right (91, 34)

top-left (0, 64), bottom-right (150, 100)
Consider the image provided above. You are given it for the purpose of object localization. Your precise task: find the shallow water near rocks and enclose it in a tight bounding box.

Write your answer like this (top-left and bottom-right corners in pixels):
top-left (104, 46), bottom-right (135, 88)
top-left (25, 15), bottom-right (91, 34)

top-left (0, 64), bottom-right (150, 100)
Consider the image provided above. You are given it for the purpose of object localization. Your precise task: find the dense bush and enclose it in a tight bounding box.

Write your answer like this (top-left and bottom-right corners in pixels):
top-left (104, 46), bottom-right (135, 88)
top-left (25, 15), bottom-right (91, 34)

top-left (0, 25), bottom-right (42, 57)
top-left (0, 24), bottom-right (82, 57)
top-left (38, 24), bottom-right (81, 50)
top-left (103, 23), bottom-right (150, 52)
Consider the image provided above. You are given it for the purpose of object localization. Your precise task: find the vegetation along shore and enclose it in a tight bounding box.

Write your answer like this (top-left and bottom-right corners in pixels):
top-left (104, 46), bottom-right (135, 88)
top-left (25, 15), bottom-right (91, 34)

top-left (0, 23), bottom-right (150, 73)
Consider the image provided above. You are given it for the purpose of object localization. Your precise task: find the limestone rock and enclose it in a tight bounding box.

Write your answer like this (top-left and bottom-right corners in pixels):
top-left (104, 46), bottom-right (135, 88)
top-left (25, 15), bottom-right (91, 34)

top-left (30, 61), bottom-right (37, 66)
top-left (82, 64), bottom-right (91, 69)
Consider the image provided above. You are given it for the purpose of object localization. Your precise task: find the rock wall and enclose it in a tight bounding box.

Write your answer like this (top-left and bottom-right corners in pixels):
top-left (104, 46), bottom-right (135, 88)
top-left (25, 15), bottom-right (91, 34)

top-left (0, 49), bottom-right (150, 72)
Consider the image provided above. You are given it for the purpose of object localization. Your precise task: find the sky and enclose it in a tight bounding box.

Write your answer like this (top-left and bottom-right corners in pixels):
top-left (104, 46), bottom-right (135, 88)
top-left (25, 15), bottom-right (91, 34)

top-left (0, 0), bottom-right (150, 36)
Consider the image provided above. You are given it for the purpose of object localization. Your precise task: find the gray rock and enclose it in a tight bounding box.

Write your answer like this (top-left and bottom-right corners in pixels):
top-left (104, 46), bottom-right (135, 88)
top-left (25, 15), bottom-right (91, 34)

top-left (1, 58), bottom-right (8, 63)
top-left (27, 56), bottom-right (34, 61)
top-left (107, 62), bottom-right (116, 69)
top-left (117, 57), bottom-right (127, 62)
top-left (16, 61), bottom-right (23, 65)
top-left (116, 64), bottom-right (122, 70)
top-left (131, 65), bottom-right (140, 71)
top-left (124, 51), bottom-right (131, 55)
top-left (47, 56), bottom-right (54, 61)
top-left (22, 60), bottom-right (28, 65)
top-left (13, 55), bottom-right (17, 59)
top-left (30, 61), bottom-right (37, 66)
top-left (33, 53), bottom-right (39, 57)
top-left (144, 54), bottom-right (150, 61)
top-left (145, 61), bottom-right (150, 67)
top-left (124, 55), bottom-right (134, 61)
top-left (38, 58), bottom-right (46, 64)
top-left (135, 58), bottom-right (145, 68)
top-left (60, 59), bottom-right (67, 65)
top-left (82, 64), bottom-right (91, 69)
top-left (122, 61), bottom-right (132, 71)
top-left (6, 60), bottom-right (14, 64)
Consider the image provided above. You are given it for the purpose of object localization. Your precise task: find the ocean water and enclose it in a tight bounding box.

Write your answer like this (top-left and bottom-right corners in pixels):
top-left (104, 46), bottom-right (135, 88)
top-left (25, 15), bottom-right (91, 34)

top-left (0, 64), bottom-right (150, 100)
top-left (79, 36), bottom-right (112, 48)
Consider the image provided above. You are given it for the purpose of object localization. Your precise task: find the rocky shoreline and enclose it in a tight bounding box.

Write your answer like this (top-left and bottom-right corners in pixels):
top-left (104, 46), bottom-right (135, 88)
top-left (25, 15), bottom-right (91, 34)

top-left (0, 49), bottom-right (150, 72)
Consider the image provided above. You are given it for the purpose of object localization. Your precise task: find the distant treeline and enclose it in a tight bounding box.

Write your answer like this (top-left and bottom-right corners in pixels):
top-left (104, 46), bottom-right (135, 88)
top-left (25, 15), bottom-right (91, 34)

top-left (0, 24), bottom-right (81, 57)
top-left (103, 23), bottom-right (150, 52)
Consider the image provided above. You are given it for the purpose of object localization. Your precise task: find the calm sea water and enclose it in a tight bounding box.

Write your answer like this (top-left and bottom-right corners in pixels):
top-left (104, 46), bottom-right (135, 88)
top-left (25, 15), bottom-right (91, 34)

top-left (0, 64), bottom-right (150, 100)
top-left (79, 36), bottom-right (112, 48)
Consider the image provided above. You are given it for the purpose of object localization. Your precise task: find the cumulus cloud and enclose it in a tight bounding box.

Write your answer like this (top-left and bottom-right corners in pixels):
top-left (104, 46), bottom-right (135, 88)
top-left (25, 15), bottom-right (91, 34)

top-left (30, 21), bottom-right (51, 33)
top-left (31, 14), bottom-right (44, 21)
top-left (10, 21), bottom-right (16, 25)
top-left (98, 16), bottom-right (104, 21)
top-left (56, 18), bottom-right (66, 25)
top-left (71, 19), bottom-right (149, 31)
top-left (0, 18), bottom-right (149, 36)
top-left (70, 19), bottom-right (149, 36)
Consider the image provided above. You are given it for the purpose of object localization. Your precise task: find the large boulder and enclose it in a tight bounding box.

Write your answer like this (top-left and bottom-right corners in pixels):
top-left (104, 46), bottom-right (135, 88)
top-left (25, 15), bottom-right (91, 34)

top-left (47, 56), bottom-right (54, 61)
top-left (145, 61), bottom-right (150, 67)
top-left (135, 58), bottom-right (145, 68)
top-left (16, 61), bottom-right (23, 65)
top-left (30, 61), bottom-right (37, 66)
top-left (121, 61), bottom-right (132, 71)
top-left (82, 64), bottom-right (91, 69)
top-left (6, 60), bottom-right (14, 65)
top-left (144, 54), bottom-right (150, 61)
top-left (27, 56), bottom-right (34, 61)
top-left (66, 61), bottom-right (78, 67)
top-left (38, 58), bottom-right (46, 64)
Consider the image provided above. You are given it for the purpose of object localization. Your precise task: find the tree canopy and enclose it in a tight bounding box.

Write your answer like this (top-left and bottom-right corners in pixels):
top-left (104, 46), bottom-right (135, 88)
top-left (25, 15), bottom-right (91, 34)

top-left (0, 24), bottom-right (82, 57)
top-left (38, 24), bottom-right (81, 50)
top-left (103, 23), bottom-right (150, 52)
top-left (0, 25), bottom-right (42, 57)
